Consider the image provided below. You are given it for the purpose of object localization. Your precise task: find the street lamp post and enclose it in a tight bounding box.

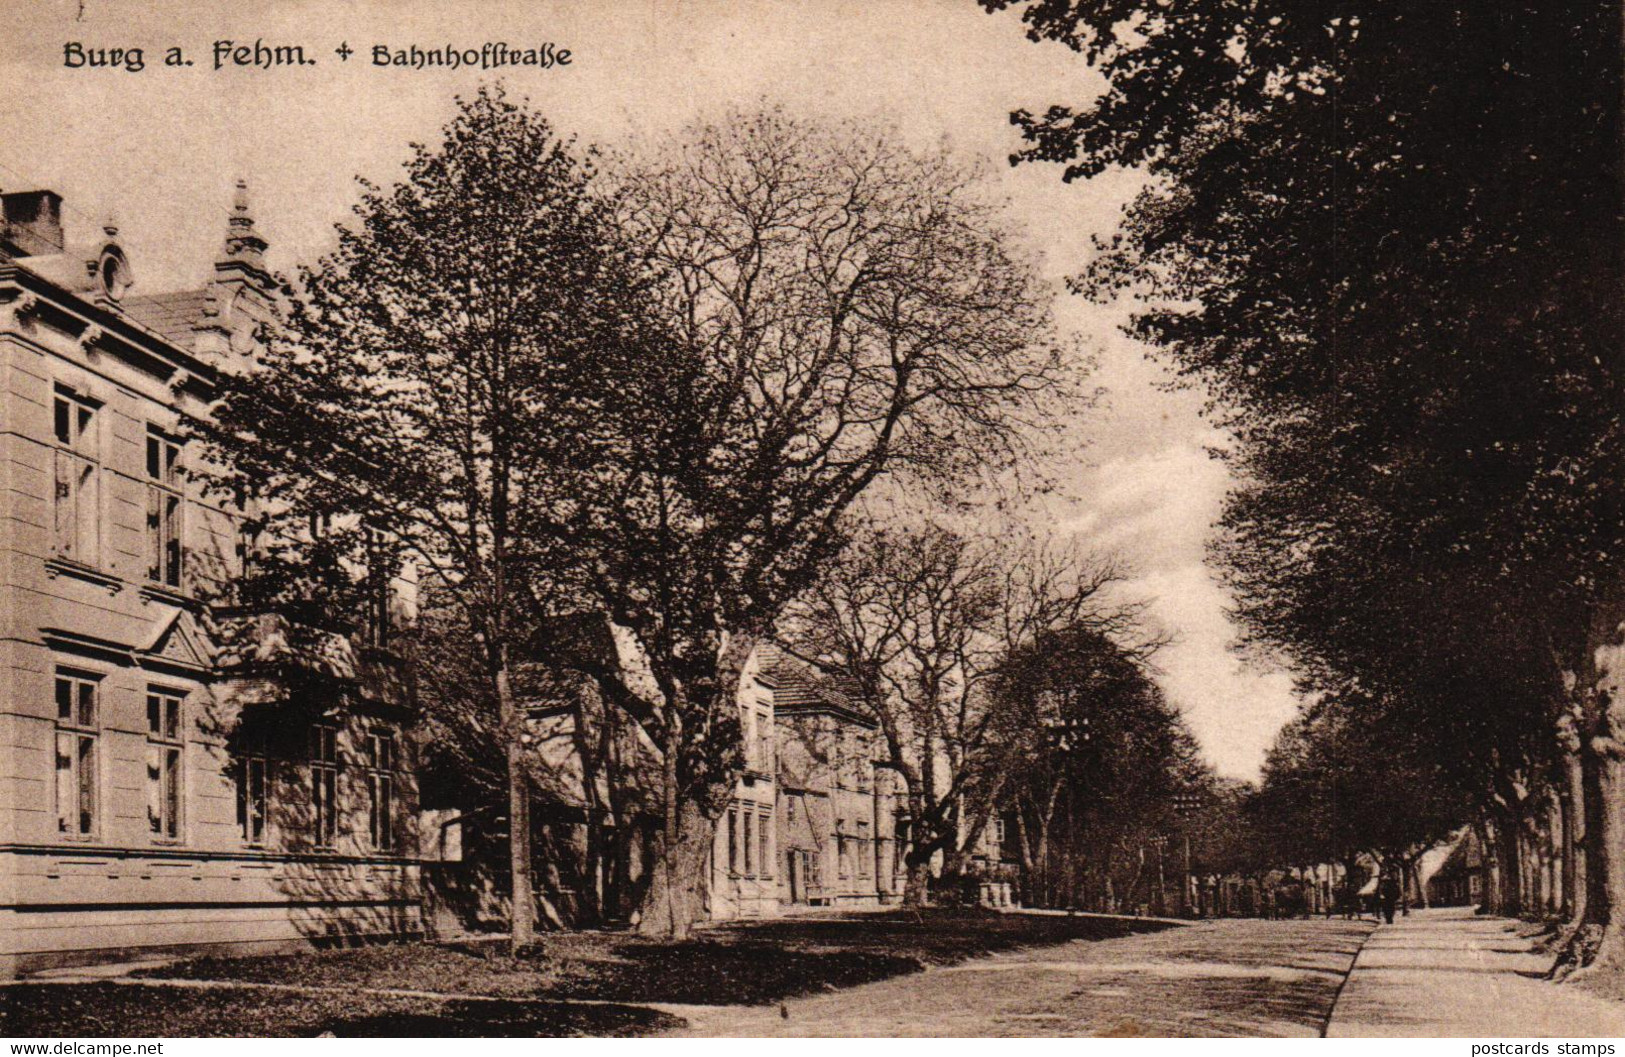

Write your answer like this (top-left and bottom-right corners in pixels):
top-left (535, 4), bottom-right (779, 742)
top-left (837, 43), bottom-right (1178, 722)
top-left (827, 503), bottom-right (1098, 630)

top-left (1172, 791), bottom-right (1204, 918)
top-left (1044, 712), bottom-right (1090, 912)
top-left (1149, 834), bottom-right (1169, 915)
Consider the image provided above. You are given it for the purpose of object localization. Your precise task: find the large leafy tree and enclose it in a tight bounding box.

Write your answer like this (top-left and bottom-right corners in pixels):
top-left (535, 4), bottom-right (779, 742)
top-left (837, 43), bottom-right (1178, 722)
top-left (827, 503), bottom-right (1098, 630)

top-left (195, 85), bottom-right (663, 949)
top-left (991, 620), bottom-right (1200, 911)
top-left (1256, 692), bottom-right (1470, 894)
top-left (983, 1), bottom-right (1625, 969)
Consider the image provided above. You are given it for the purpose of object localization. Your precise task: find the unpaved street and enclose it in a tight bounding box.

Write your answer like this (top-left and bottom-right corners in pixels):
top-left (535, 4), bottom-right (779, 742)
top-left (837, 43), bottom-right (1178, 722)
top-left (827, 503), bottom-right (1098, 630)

top-left (673, 909), bottom-right (1625, 1038)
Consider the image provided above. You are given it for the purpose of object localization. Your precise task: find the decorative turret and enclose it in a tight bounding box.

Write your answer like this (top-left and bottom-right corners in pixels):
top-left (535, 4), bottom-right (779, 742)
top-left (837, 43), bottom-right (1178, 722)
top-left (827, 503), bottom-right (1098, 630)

top-left (194, 179), bottom-right (275, 362)
top-left (221, 179), bottom-right (268, 270)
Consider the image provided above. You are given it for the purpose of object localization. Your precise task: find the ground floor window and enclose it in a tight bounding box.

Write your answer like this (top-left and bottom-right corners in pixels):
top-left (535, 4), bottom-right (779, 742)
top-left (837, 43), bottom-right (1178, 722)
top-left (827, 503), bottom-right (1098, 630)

top-left (54, 670), bottom-right (99, 838)
top-left (365, 730), bottom-right (394, 850)
top-left (145, 688), bottom-right (185, 840)
top-left (237, 752), bottom-right (269, 845)
top-left (310, 724), bottom-right (338, 848)
top-left (758, 812), bottom-right (772, 879)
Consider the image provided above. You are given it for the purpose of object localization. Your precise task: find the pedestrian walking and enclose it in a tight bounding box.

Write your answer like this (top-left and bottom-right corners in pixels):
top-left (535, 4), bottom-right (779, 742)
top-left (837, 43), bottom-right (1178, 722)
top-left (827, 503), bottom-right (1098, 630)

top-left (1379, 872), bottom-right (1401, 924)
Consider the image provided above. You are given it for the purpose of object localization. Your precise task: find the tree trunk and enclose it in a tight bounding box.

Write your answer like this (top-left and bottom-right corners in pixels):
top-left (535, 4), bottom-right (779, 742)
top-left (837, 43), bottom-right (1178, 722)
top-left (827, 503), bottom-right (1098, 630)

top-left (1406, 858), bottom-right (1427, 910)
top-left (638, 710), bottom-right (694, 938)
top-left (636, 795), bottom-right (713, 939)
top-left (1561, 743), bottom-right (1586, 929)
top-left (1588, 743), bottom-right (1625, 971)
top-left (633, 634), bottom-right (759, 938)
top-left (495, 662), bottom-right (535, 951)
top-left (1473, 819), bottom-right (1496, 913)
top-left (1495, 815), bottom-right (1524, 918)
top-left (1564, 589), bottom-right (1625, 978)
top-left (904, 855), bottom-right (932, 906)
top-left (1553, 731), bottom-right (1592, 956)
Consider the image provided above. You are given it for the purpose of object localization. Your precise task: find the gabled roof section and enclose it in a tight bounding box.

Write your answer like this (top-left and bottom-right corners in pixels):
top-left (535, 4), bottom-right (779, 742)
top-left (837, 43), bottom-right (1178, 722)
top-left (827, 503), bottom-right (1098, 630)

top-left (757, 642), bottom-right (877, 728)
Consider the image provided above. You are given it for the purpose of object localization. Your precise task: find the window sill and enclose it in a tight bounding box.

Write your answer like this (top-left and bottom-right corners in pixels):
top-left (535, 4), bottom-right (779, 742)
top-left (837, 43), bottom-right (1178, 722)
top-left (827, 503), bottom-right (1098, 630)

top-left (44, 557), bottom-right (122, 594)
top-left (139, 581), bottom-right (196, 608)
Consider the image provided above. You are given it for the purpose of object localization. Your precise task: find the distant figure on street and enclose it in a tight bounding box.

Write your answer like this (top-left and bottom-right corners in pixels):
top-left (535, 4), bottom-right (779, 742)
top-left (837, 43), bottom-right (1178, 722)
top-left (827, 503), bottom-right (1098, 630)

top-left (1379, 873), bottom-right (1401, 924)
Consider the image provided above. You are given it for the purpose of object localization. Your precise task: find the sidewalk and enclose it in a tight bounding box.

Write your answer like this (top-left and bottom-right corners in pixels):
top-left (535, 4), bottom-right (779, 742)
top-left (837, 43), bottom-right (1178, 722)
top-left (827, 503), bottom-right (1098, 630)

top-left (1325, 906), bottom-right (1625, 1037)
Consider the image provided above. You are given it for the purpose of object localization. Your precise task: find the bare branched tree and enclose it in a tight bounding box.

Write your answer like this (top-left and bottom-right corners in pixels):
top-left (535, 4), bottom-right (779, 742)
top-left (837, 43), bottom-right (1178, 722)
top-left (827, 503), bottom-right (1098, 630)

top-left (541, 110), bottom-right (1079, 936)
top-left (788, 519), bottom-right (1136, 905)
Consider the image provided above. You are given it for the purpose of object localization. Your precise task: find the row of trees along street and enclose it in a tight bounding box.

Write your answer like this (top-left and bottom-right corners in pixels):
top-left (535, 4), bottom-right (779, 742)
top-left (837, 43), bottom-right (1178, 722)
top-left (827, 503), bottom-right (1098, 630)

top-left (983, 0), bottom-right (1625, 982)
top-left (193, 85), bottom-right (1219, 944)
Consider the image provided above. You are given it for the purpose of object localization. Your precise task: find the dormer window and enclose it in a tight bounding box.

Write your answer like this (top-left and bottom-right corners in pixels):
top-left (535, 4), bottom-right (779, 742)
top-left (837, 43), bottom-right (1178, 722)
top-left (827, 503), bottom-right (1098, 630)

top-left (94, 245), bottom-right (131, 303)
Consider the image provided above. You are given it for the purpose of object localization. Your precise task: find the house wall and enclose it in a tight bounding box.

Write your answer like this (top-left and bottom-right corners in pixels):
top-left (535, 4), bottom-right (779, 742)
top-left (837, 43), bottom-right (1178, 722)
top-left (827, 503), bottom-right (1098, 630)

top-left (709, 675), bottom-right (779, 921)
top-left (770, 708), bottom-right (899, 910)
top-left (0, 239), bottom-right (422, 978)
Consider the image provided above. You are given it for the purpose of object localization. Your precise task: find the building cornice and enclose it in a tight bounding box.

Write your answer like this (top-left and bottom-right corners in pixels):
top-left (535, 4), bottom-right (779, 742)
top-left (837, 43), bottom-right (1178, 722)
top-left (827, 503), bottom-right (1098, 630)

top-left (1, 260), bottom-right (219, 394)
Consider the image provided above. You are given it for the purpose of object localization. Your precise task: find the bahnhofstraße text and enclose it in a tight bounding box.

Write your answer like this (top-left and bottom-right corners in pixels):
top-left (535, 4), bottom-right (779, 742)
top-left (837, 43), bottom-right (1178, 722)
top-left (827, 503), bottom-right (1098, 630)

top-left (61, 40), bottom-right (573, 73)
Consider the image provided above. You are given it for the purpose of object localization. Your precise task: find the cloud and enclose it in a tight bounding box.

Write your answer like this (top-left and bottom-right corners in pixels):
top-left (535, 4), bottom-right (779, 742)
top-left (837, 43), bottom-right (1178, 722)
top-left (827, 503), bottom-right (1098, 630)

top-left (1131, 564), bottom-right (1303, 780)
top-left (1058, 396), bottom-right (1302, 780)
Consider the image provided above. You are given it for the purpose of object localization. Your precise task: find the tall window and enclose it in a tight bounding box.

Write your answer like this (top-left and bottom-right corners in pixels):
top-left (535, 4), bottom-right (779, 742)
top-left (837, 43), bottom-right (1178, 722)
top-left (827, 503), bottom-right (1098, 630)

top-left (145, 428), bottom-right (183, 587)
top-left (837, 823), bottom-right (851, 880)
top-left (232, 482), bottom-right (260, 583)
top-left (236, 748), bottom-right (269, 846)
top-left (145, 688), bottom-right (184, 840)
top-left (727, 806), bottom-right (739, 874)
top-left (741, 708), bottom-right (757, 770)
top-left (759, 812), bottom-right (773, 879)
top-left (742, 806), bottom-right (755, 876)
top-left (365, 730), bottom-right (394, 850)
top-left (362, 529), bottom-right (393, 647)
top-left (363, 564), bottom-right (392, 647)
top-left (755, 707), bottom-right (772, 772)
top-left (54, 670), bottom-right (98, 838)
top-left (52, 389), bottom-right (100, 565)
top-left (856, 820), bottom-right (871, 879)
top-left (309, 724), bottom-right (338, 848)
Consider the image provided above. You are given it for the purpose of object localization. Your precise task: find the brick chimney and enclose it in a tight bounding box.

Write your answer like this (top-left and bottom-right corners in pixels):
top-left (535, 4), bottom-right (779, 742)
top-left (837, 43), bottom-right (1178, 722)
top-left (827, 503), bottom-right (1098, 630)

top-left (1, 189), bottom-right (66, 257)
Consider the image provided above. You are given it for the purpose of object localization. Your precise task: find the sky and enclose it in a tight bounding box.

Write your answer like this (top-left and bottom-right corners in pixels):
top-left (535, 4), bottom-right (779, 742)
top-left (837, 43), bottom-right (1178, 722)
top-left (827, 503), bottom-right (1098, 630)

top-left (0, 0), bottom-right (1304, 778)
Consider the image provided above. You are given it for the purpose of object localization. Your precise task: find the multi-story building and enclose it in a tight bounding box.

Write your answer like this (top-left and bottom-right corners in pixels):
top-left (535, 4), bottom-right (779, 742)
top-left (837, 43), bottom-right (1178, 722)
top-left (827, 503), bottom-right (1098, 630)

top-left (0, 185), bottom-right (421, 978)
top-left (709, 645), bottom-right (908, 919)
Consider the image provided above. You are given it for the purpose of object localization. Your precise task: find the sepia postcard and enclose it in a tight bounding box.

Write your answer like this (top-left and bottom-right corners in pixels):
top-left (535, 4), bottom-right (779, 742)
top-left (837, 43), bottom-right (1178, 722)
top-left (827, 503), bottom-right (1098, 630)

top-left (1, 0), bottom-right (1623, 1044)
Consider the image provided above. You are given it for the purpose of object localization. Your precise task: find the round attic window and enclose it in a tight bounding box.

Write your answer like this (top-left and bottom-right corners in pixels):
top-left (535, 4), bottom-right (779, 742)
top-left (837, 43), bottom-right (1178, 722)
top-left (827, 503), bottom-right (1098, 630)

top-left (97, 250), bottom-right (130, 301)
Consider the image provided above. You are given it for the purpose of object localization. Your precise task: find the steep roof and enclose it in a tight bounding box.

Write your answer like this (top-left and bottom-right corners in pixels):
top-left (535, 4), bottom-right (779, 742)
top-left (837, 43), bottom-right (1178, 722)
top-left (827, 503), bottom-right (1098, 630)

top-left (124, 288), bottom-right (208, 349)
top-left (757, 642), bottom-right (877, 728)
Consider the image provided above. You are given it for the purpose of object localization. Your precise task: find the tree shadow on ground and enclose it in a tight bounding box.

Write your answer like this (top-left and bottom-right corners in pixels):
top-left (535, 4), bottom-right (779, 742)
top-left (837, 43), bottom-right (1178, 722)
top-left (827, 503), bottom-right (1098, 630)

top-left (536, 942), bottom-right (923, 1004)
top-left (711, 908), bottom-right (1173, 964)
top-left (0, 983), bottom-right (682, 1039)
top-left (134, 909), bottom-right (1177, 1008)
top-left (322, 999), bottom-right (681, 1037)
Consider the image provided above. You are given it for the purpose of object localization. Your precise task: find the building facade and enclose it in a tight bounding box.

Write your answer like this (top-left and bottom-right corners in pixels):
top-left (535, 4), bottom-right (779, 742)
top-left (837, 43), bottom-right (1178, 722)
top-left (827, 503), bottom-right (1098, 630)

top-left (0, 186), bottom-right (422, 977)
top-left (709, 645), bottom-right (935, 919)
